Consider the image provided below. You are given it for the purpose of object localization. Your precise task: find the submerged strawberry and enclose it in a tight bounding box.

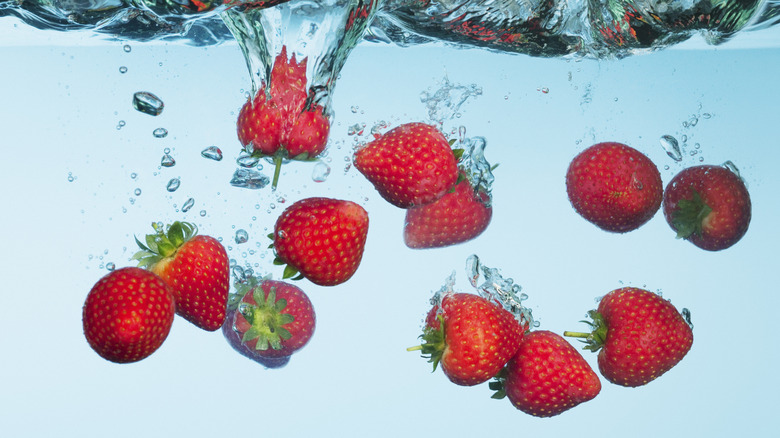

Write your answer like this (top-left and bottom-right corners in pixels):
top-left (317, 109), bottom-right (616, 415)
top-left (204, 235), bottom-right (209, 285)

top-left (83, 267), bottom-right (175, 364)
top-left (566, 142), bottom-right (663, 232)
top-left (133, 221), bottom-right (230, 332)
top-left (492, 330), bottom-right (601, 417)
top-left (404, 172), bottom-right (492, 248)
top-left (222, 276), bottom-right (315, 366)
top-left (353, 122), bottom-right (459, 208)
top-left (663, 164), bottom-right (751, 251)
top-left (237, 46), bottom-right (330, 189)
top-left (272, 197), bottom-right (369, 286)
top-left (565, 287), bottom-right (694, 387)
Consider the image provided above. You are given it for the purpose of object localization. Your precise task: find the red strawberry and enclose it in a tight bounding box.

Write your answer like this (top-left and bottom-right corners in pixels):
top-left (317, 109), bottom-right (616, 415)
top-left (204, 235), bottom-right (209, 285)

top-left (82, 267), bottom-right (175, 363)
top-left (564, 287), bottom-right (694, 387)
top-left (272, 197), bottom-right (369, 286)
top-left (409, 293), bottom-right (526, 386)
top-left (236, 45), bottom-right (330, 189)
top-left (492, 330), bottom-right (601, 417)
top-left (133, 221), bottom-right (230, 332)
top-left (663, 164), bottom-right (751, 251)
top-left (404, 173), bottom-right (492, 248)
top-left (566, 142), bottom-right (663, 232)
top-left (222, 276), bottom-right (315, 365)
top-left (353, 122), bottom-right (459, 208)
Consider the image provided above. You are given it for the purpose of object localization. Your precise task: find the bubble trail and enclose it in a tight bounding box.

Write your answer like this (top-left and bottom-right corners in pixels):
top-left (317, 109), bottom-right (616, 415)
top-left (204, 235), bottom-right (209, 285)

top-left (133, 92), bottom-right (164, 116)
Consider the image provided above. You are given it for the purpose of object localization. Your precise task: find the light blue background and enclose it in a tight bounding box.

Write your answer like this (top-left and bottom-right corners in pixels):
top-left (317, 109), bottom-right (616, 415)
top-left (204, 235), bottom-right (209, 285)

top-left (1, 17), bottom-right (779, 437)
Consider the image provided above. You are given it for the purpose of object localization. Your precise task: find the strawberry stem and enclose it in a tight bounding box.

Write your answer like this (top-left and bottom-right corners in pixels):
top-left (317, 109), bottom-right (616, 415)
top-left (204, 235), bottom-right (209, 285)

top-left (562, 331), bottom-right (590, 338)
top-left (271, 154), bottom-right (283, 190)
top-left (563, 310), bottom-right (608, 353)
top-left (406, 345), bottom-right (423, 352)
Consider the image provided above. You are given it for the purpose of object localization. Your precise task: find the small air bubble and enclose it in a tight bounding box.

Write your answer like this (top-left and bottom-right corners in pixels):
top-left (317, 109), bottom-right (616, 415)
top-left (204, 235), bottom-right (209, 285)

top-left (235, 229), bottom-right (249, 244)
top-left (312, 161), bottom-right (331, 183)
top-left (123, 44), bottom-right (131, 53)
top-left (659, 135), bottom-right (682, 162)
top-left (132, 91), bottom-right (164, 116)
top-left (153, 127), bottom-right (168, 138)
top-left (134, 188), bottom-right (141, 196)
top-left (182, 197), bottom-right (195, 212)
top-left (199, 210), bottom-right (207, 217)
top-left (201, 146), bottom-right (223, 161)
top-left (161, 154), bottom-right (175, 167)
top-left (106, 262), bottom-right (116, 271)
top-left (166, 177), bottom-right (180, 192)
top-left (116, 120), bottom-right (126, 130)
top-left (119, 66), bottom-right (128, 74)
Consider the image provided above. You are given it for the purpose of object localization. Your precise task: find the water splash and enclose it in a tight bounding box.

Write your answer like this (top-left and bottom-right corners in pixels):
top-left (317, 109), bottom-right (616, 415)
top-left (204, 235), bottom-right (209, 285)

top-left (465, 254), bottom-right (535, 328)
top-left (420, 76), bottom-right (482, 124)
top-left (455, 135), bottom-right (495, 205)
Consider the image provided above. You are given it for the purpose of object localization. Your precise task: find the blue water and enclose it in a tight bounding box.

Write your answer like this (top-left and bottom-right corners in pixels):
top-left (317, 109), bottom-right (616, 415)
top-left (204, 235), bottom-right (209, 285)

top-left (1, 18), bottom-right (779, 437)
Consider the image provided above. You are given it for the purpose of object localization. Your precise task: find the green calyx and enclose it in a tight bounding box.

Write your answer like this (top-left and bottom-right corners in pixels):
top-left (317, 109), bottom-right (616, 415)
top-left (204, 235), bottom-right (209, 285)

top-left (406, 314), bottom-right (447, 372)
top-left (563, 310), bottom-right (608, 353)
top-left (489, 367), bottom-right (508, 400)
top-left (671, 189), bottom-right (712, 240)
top-left (267, 233), bottom-right (305, 281)
top-left (132, 221), bottom-right (197, 268)
top-left (237, 284), bottom-right (295, 351)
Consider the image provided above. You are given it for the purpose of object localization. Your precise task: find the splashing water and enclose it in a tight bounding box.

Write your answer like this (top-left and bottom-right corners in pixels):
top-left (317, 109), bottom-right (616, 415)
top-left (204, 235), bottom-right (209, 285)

top-left (456, 135), bottom-right (495, 204)
top-left (465, 254), bottom-right (535, 328)
top-left (420, 76), bottom-right (482, 124)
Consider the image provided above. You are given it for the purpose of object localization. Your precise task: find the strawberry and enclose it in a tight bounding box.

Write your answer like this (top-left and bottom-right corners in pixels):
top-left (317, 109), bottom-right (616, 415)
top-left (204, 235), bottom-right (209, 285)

top-left (491, 330), bottom-right (601, 417)
top-left (133, 221), bottom-right (230, 332)
top-left (272, 197), bottom-right (369, 286)
top-left (222, 276), bottom-right (315, 366)
top-left (237, 45), bottom-right (330, 189)
top-left (82, 267), bottom-right (175, 363)
top-left (403, 173), bottom-right (492, 248)
top-left (663, 164), bottom-right (751, 251)
top-left (353, 122), bottom-right (459, 208)
top-left (566, 142), bottom-right (663, 232)
top-left (564, 287), bottom-right (694, 387)
top-left (409, 293), bottom-right (526, 386)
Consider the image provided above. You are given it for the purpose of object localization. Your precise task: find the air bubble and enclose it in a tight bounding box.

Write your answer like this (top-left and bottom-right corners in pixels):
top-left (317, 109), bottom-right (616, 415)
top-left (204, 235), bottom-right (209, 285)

top-left (153, 127), bottom-right (168, 138)
top-left (230, 168), bottom-right (269, 190)
top-left (123, 44), bottom-right (131, 53)
top-left (106, 262), bottom-right (115, 271)
top-left (166, 177), bottom-right (180, 192)
top-left (235, 229), bottom-right (249, 244)
top-left (312, 161), bottom-right (331, 183)
top-left (116, 120), bottom-right (126, 130)
top-left (134, 188), bottom-right (141, 196)
top-left (132, 91), bottom-right (164, 116)
top-left (161, 154), bottom-right (175, 167)
top-left (119, 66), bottom-right (127, 74)
top-left (659, 135), bottom-right (682, 162)
top-left (182, 198), bottom-right (195, 212)
top-left (201, 146), bottom-right (223, 161)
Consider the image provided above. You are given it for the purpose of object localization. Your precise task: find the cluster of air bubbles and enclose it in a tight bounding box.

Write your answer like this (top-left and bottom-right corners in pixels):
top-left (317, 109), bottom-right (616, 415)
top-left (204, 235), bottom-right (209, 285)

top-left (201, 146), bottom-right (223, 161)
top-left (153, 127), bottom-right (168, 138)
top-left (537, 86), bottom-right (550, 94)
top-left (116, 120), bottom-right (126, 130)
top-left (347, 123), bottom-right (365, 136)
top-left (235, 229), bottom-right (249, 244)
top-left (466, 254), bottom-right (536, 328)
top-left (230, 168), bottom-right (269, 189)
top-left (420, 76), bottom-right (482, 123)
top-left (312, 161), bottom-right (331, 182)
top-left (350, 105), bottom-right (363, 114)
top-left (67, 172), bottom-right (76, 182)
top-left (182, 197), bottom-right (195, 212)
top-left (370, 121), bottom-right (388, 139)
top-left (132, 92), bottom-right (164, 116)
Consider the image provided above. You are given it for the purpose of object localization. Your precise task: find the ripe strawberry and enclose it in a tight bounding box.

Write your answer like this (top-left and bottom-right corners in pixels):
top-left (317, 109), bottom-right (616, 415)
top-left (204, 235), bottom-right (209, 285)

top-left (491, 330), bottom-right (601, 417)
top-left (237, 45), bottom-right (330, 189)
top-left (663, 164), bottom-right (751, 251)
top-left (82, 267), bottom-right (175, 363)
top-left (353, 122), bottom-right (459, 208)
top-left (566, 142), bottom-right (663, 232)
top-left (564, 287), bottom-right (694, 387)
top-left (404, 173), bottom-right (492, 248)
top-left (222, 276), bottom-right (315, 366)
top-left (272, 197), bottom-right (369, 286)
top-left (133, 221), bottom-right (229, 332)
top-left (409, 293), bottom-right (526, 386)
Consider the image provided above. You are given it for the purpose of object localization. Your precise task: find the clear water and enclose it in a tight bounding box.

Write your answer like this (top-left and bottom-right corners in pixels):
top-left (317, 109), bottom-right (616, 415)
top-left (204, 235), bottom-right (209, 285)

top-left (2, 3), bottom-right (780, 437)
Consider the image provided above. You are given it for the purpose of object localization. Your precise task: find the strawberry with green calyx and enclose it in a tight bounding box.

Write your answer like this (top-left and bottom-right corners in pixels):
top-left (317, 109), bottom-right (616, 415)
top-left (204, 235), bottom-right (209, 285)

top-left (237, 45), bottom-right (331, 190)
top-left (83, 267), bottom-right (175, 364)
top-left (271, 197), bottom-right (369, 286)
top-left (663, 163), bottom-right (751, 251)
top-left (564, 287), bottom-right (694, 387)
top-left (222, 276), bottom-right (315, 365)
top-left (566, 142), bottom-right (663, 233)
top-left (133, 221), bottom-right (229, 332)
top-left (353, 122), bottom-right (460, 208)
top-left (490, 330), bottom-right (601, 417)
top-left (409, 292), bottom-right (526, 386)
